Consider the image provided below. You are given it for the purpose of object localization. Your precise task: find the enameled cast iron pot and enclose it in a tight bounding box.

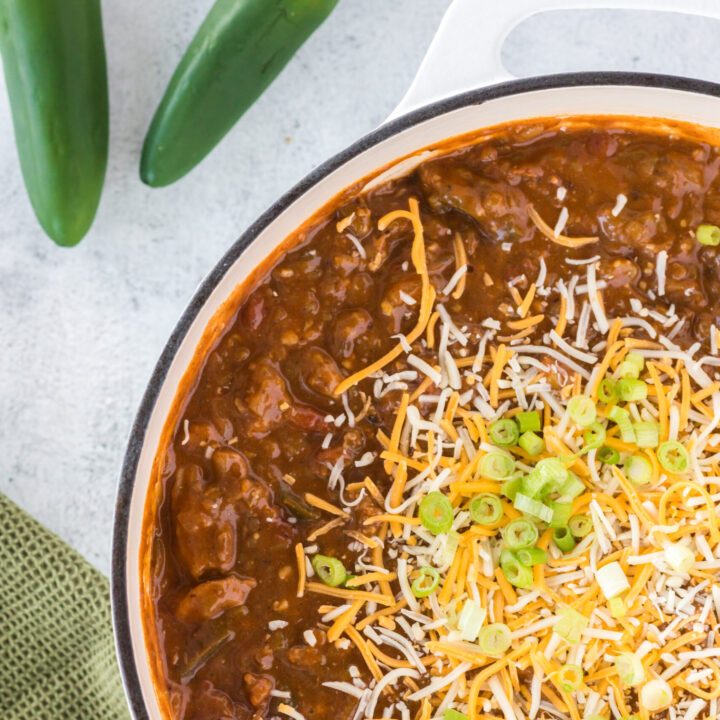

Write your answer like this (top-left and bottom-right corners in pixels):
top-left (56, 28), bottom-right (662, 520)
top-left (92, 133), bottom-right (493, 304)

top-left (112, 0), bottom-right (720, 717)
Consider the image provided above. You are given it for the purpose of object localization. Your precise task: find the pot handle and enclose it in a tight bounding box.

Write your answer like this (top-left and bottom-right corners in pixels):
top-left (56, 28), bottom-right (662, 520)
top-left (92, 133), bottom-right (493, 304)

top-left (389, 0), bottom-right (720, 120)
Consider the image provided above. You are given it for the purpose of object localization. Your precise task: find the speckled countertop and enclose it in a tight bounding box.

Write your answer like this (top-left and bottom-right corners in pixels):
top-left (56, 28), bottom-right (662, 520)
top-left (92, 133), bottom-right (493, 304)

top-left (3, 1), bottom-right (720, 574)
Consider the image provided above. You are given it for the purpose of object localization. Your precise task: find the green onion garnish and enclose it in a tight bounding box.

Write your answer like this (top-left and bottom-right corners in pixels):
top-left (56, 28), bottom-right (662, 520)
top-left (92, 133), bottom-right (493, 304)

top-left (553, 526), bottom-right (576, 552)
top-left (625, 454), bottom-right (653, 485)
top-left (558, 471), bottom-right (586, 499)
top-left (312, 555), bottom-right (347, 587)
top-left (640, 678), bottom-right (673, 712)
top-left (608, 405), bottom-right (636, 443)
top-left (477, 623), bottom-right (512, 655)
top-left (598, 377), bottom-right (617, 403)
top-left (515, 546), bottom-right (547, 566)
top-left (489, 418), bottom-right (520, 446)
top-left (437, 530), bottom-right (460, 567)
top-left (516, 410), bottom-right (541, 433)
top-left (501, 475), bottom-right (522, 501)
top-left (597, 445), bottom-right (620, 465)
top-left (418, 491), bottom-right (453, 535)
top-left (582, 421), bottom-right (606, 452)
top-left (457, 598), bottom-right (487, 641)
top-left (469, 493), bottom-right (503, 525)
top-left (535, 456), bottom-right (569, 486)
top-left (499, 549), bottom-right (533, 589)
top-left (568, 514), bottom-right (593, 538)
top-left (519, 430), bottom-right (544, 456)
top-left (614, 652), bottom-right (645, 686)
top-left (443, 710), bottom-right (468, 720)
top-left (616, 377), bottom-right (648, 402)
top-left (697, 223), bottom-right (720, 246)
top-left (663, 542), bottom-right (695, 572)
top-left (411, 566), bottom-right (440, 597)
top-left (480, 451), bottom-right (515, 479)
top-left (568, 395), bottom-right (597, 427)
top-left (521, 471), bottom-right (549, 499)
top-left (657, 440), bottom-right (689, 475)
top-left (633, 421), bottom-right (659, 448)
top-left (609, 596), bottom-right (626, 618)
top-left (558, 663), bottom-right (584, 692)
top-left (503, 518), bottom-right (539, 550)
top-left (554, 605), bottom-right (588, 644)
top-left (619, 361), bottom-right (638, 379)
top-left (620, 352), bottom-right (645, 379)
top-left (548, 501), bottom-right (573, 528)
top-left (514, 492), bottom-right (553, 523)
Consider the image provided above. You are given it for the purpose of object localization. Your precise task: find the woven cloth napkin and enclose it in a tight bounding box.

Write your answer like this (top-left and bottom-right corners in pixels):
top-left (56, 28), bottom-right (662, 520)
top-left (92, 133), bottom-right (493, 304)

top-left (0, 493), bottom-right (131, 720)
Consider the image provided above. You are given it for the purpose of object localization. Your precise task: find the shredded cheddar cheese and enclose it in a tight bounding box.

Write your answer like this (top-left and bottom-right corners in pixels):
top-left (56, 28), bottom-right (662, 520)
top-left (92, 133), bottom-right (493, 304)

top-left (286, 201), bottom-right (720, 720)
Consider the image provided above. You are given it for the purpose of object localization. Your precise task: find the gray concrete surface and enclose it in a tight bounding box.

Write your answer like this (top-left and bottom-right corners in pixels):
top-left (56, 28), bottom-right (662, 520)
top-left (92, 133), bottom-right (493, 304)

top-left (3, 2), bottom-right (720, 574)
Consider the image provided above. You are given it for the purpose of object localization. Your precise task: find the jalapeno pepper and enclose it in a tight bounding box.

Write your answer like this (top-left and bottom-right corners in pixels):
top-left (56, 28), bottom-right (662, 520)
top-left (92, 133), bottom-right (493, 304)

top-left (0, 0), bottom-right (109, 246)
top-left (141, 0), bottom-right (339, 187)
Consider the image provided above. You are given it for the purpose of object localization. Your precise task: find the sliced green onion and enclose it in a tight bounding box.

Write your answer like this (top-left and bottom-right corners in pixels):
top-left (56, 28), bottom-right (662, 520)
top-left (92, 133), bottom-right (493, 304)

top-left (489, 418), bottom-right (520, 447)
top-left (503, 518), bottom-right (539, 550)
top-left (516, 410), bottom-right (541, 433)
top-left (558, 663), bottom-right (584, 692)
top-left (657, 441), bottom-right (689, 475)
top-left (558, 471), bottom-right (586, 500)
top-left (457, 599), bottom-right (487, 642)
top-left (609, 596), bottom-right (626, 618)
top-left (608, 405), bottom-right (636, 444)
top-left (554, 605), bottom-right (588, 644)
top-left (535, 457), bottom-right (569, 487)
top-left (633, 421), bottom-right (659, 448)
top-left (596, 560), bottom-right (630, 599)
top-left (514, 492), bottom-right (553, 523)
top-left (469, 493), bottom-right (503, 525)
top-left (663, 542), bottom-right (695, 572)
top-left (516, 546), bottom-right (547, 566)
top-left (521, 471), bottom-right (549, 499)
top-left (625, 454), bottom-right (653, 485)
top-left (519, 431), bottom-right (545, 456)
top-left (418, 492), bottom-right (453, 535)
top-left (437, 530), bottom-right (460, 567)
top-left (443, 711), bottom-right (468, 720)
top-left (582, 421), bottom-right (606, 452)
top-left (411, 566), bottom-right (440, 597)
top-left (619, 361), bottom-right (638, 379)
top-left (553, 526), bottom-right (576, 552)
top-left (568, 514), bottom-right (593, 538)
top-left (568, 396), bottom-right (597, 427)
top-left (620, 352), bottom-right (645, 378)
top-left (616, 378), bottom-right (648, 402)
top-left (312, 555), bottom-right (347, 587)
top-left (549, 501), bottom-right (573, 528)
top-left (598, 377), bottom-right (617, 403)
top-left (697, 223), bottom-right (720, 246)
top-left (478, 623), bottom-right (511, 655)
top-left (597, 445), bottom-right (620, 465)
top-left (480, 451), bottom-right (515, 480)
top-left (615, 652), bottom-right (645, 686)
top-left (499, 549), bottom-right (533, 589)
top-left (639, 678), bottom-right (673, 712)
top-left (501, 475), bottom-right (522, 502)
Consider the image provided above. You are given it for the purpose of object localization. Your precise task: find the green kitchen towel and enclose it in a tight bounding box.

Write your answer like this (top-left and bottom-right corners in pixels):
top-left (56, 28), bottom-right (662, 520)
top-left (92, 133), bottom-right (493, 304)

top-left (0, 493), bottom-right (131, 720)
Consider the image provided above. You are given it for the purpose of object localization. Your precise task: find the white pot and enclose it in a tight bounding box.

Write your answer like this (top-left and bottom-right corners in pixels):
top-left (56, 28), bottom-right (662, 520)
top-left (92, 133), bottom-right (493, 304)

top-left (112, 0), bottom-right (720, 717)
